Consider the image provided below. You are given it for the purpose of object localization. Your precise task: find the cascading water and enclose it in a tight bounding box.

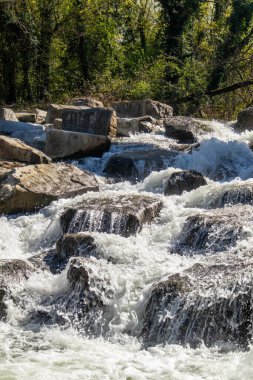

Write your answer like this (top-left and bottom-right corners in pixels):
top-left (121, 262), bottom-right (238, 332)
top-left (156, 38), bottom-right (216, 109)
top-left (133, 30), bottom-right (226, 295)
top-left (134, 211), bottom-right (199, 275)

top-left (2, 122), bottom-right (253, 379)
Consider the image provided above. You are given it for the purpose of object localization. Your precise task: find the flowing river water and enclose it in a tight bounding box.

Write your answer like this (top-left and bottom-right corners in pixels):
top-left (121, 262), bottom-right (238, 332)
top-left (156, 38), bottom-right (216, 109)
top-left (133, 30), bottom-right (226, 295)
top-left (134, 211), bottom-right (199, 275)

top-left (1, 122), bottom-right (253, 379)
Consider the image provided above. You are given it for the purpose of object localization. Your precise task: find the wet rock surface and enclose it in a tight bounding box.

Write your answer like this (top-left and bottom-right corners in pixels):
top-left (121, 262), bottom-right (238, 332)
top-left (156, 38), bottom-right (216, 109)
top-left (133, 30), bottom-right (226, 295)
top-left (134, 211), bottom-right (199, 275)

top-left (104, 149), bottom-right (179, 181)
top-left (176, 206), bottom-right (252, 254)
top-left (141, 254), bottom-right (253, 350)
top-left (164, 116), bottom-right (212, 143)
top-left (61, 194), bottom-right (162, 237)
top-left (164, 170), bottom-right (207, 195)
top-left (0, 259), bottom-right (35, 320)
top-left (0, 163), bottom-right (99, 215)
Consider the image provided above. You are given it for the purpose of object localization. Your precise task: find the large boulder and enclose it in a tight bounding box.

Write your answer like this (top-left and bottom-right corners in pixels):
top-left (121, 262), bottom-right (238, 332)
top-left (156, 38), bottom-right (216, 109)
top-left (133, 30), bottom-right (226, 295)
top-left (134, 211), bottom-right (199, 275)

top-left (62, 107), bottom-right (117, 138)
top-left (0, 135), bottom-right (51, 164)
top-left (0, 108), bottom-right (18, 122)
top-left (45, 104), bottom-right (89, 124)
top-left (164, 170), bottom-right (207, 196)
top-left (112, 99), bottom-right (173, 119)
top-left (45, 129), bottom-right (110, 159)
top-left (0, 163), bottom-right (99, 215)
top-left (176, 205), bottom-right (252, 254)
top-left (0, 120), bottom-right (46, 151)
top-left (235, 106), bottom-right (253, 131)
top-left (141, 255), bottom-right (253, 349)
top-left (104, 149), bottom-right (179, 181)
top-left (16, 109), bottom-right (47, 124)
top-left (61, 194), bottom-right (163, 237)
top-left (71, 97), bottom-right (104, 108)
top-left (164, 116), bottom-right (212, 143)
top-left (0, 259), bottom-right (35, 320)
top-left (117, 116), bottom-right (162, 137)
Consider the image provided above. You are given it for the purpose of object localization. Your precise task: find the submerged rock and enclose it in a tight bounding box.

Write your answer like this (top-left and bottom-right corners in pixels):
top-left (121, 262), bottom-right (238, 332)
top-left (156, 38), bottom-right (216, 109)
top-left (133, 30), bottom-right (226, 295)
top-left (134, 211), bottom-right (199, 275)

top-left (112, 99), bottom-right (173, 119)
top-left (0, 163), bottom-right (99, 215)
top-left (0, 135), bottom-right (51, 164)
top-left (208, 183), bottom-right (253, 208)
top-left (141, 255), bottom-right (253, 350)
top-left (56, 233), bottom-right (98, 263)
top-left (61, 194), bottom-right (162, 237)
top-left (46, 129), bottom-right (111, 159)
top-left (176, 206), bottom-right (252, 254)
top-left (0, 259), bottom-right (35, 320)
top-left (104, 149), bottom-right (178, 181)
top-left (164, 116), bottom-right (212, 143)
top-left (164, 170), bottom-right (207, 195)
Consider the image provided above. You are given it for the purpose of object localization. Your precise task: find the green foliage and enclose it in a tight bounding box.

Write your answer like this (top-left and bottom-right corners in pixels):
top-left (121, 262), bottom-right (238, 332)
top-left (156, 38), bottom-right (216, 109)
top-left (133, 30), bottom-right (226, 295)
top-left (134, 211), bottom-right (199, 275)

top-left (0, 0), bottom-right (253, 118)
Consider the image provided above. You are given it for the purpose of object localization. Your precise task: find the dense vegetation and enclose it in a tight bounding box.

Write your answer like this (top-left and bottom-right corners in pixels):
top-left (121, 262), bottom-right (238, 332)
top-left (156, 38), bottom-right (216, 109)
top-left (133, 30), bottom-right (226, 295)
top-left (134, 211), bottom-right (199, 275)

top-left (0, 0), bottom-right (253, 119)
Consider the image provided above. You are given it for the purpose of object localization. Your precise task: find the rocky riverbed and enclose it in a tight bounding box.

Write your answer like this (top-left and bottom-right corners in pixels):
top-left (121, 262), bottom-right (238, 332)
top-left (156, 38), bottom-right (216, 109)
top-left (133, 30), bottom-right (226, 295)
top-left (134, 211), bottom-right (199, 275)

top-left (1, 110), bottom-right (253, 379)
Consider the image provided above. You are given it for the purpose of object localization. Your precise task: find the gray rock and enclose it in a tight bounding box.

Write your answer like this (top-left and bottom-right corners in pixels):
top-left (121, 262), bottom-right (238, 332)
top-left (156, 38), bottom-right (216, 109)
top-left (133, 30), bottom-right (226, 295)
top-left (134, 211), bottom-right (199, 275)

top-left (45, 129), bottom-right (111, 159)
top-left (164, 170), bottom-right (207, 196)
top-left (235, 106), bottom-right (253, 131)
top-left (164, 116), bottom-right (212, 143)
top-left (15, 112), bottom-right (37, 123)
top-left (104, 149), bottom-right (178, 181)
top-left (141, 254), bottom-right (253, 350)
top-left (112, 99), bottom-right (173, 119)
top-left (61, 194), bottom-right (162, 237)
top-left (176, 205), bottom-right (252, 254)
top-left (62, 107), bottom-right (117, 138)
top-left (0, 163), bottom-right (99, 215)
top-left (117, 116), bottom-right (162, 137)
top-left (52, 118), bottom-right (62, 130)
top-left (0, 259), bottom-right (35, 320)
top-left (56, 233), bottom-right (98, 263)
top-left (45, 104), bottom-right (89, 124)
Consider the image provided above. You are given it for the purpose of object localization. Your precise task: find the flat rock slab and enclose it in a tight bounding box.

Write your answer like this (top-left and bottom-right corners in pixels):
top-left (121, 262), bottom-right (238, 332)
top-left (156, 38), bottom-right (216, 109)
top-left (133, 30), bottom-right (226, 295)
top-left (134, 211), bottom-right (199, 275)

top-left (61, 194), bottom-right (163, 237)
top-left (112, 99), bottom-right (173, 119)
top-left (46, 129), bottom-right (111, 159)
top-left (62, 107), bottom-right (117, 138)
top-left (0, 120), bottom-right (46, 151)
top-left (0, 259), bottom-right (35, 320)
top-left (176, 205), bottom-right (253, 254)
top-left (141, 254), bottom-right (253, 350)
top-left (164, 116), bottom-right (213, 143)
top-left (164, 170), bottom-right (207, 195)
top-left (104, 149), bottom-right (179, 181)
top-left (0, 163), bottom-right (99, 215)
top-left (0, 135), bottom-right (51, 164)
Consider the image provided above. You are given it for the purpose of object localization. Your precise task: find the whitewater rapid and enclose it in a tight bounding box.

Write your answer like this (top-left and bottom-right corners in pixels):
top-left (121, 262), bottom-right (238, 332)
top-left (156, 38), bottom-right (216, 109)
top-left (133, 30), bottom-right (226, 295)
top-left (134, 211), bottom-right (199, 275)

top-left (1, 121), bottom-right (253, 379)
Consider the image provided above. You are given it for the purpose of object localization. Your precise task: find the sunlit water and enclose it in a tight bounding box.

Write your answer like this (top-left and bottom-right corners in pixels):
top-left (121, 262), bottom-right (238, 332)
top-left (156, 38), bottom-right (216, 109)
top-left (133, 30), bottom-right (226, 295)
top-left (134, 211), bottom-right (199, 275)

top-left (1, 122), bottom-right (253, 379)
